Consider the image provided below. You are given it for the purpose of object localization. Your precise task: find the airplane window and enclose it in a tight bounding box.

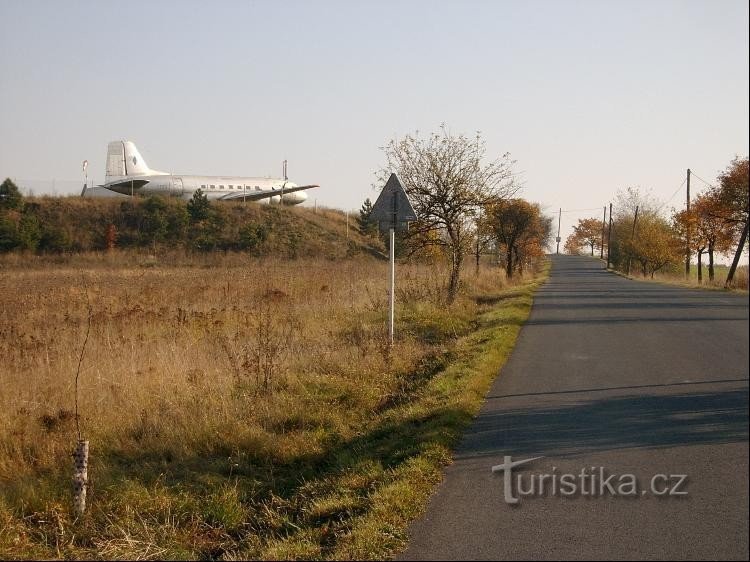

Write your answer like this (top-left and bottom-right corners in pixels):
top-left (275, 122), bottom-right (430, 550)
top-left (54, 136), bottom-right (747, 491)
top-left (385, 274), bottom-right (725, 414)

top-left (256, 186), bottom-right (261, 191)
top-left (201, 185), bottom-right (206, 189)
top-left (229, 185), bottom-right (233, 188)
top-left (219, 185), bottom-right (224, 189)
top-left (210, 185), bottom-right (215, 189)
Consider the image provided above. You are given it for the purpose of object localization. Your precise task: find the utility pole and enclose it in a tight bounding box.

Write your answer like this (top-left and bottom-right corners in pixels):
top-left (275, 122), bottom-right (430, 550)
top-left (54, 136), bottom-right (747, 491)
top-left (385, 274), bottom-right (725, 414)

top-left (685, 168), bottom-right (691, 278)
top-left (389, 226), bottom-right (395, 344)
top-left (281, 160), bottom-right (287, 205)
top-left (607, 203), bottom-right (613, 269)
top-left (600, 205), bottom-right (606, 260)
top-left (626, 205), bottom-right (639, 276)
top-left (556, 208), bottom-right (562, 254)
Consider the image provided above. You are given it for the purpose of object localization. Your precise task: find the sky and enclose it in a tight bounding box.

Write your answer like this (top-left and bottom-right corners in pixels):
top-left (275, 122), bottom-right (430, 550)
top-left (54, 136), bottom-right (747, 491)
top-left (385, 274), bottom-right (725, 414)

top-left (1, 0), bottom-right (748, 243)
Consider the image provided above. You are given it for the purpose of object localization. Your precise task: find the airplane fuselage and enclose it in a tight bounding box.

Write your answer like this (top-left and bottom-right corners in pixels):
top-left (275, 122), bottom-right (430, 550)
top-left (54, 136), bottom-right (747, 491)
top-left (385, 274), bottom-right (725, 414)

top-left (98, 140), bottom-right (316, 205)
top-left (106, 173), bottom-right (308, 204)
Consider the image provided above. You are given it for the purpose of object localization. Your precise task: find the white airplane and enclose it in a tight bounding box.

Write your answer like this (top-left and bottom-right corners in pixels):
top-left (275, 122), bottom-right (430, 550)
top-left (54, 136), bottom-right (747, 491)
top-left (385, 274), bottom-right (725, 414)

top-left (93, 140), bottom-right (317, 205)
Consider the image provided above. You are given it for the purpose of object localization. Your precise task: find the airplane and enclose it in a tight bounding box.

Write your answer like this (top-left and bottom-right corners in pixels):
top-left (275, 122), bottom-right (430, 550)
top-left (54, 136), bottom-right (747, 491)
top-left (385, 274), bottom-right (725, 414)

top-left (89, 140), bottom-right (317, 205)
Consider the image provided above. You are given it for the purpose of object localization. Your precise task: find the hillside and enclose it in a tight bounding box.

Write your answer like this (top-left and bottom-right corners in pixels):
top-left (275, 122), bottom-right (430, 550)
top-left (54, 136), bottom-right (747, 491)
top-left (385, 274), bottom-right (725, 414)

top-left (0, 195), bottom-right (385, 261)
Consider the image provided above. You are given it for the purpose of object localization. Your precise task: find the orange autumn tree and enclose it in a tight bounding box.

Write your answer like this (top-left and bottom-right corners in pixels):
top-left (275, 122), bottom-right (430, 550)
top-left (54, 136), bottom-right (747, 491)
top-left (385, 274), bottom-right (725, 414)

top-left (487, 198), bottom-right (551, 278)
top-left (566, 217), bottom-right (604, 256)
top-left (673, 206), bottom-right (707, 282)
top-left (710, 157), bottom-right (749, 287)
top-left (629, 214), bottom-right (682, 278)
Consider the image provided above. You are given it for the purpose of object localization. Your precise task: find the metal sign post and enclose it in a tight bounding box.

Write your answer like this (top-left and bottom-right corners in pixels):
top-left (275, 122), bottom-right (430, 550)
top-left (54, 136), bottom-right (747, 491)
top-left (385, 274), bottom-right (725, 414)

top-left (370, 173), bottom-right (418, 345)
top-left (388, 228), bottom-right (396, 345)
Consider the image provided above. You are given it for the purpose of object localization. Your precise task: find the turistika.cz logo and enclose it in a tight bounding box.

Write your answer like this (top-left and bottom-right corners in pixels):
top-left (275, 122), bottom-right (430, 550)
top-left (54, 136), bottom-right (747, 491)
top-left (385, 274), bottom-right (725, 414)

top-left (491, 456), bottom-right (688, 505)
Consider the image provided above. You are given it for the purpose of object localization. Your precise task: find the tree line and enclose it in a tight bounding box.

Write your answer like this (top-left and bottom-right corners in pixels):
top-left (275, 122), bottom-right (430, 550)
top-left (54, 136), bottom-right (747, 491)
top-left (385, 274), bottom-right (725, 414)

top-left (564, 157), bottom-right (749, 287)
top-left (359, 126), bottom-right (553, 303)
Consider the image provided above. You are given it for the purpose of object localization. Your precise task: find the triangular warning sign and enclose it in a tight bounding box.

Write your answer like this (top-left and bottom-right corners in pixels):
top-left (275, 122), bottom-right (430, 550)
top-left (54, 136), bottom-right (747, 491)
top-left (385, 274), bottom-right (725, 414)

top-left (370, 173), bottom-right (418, 229)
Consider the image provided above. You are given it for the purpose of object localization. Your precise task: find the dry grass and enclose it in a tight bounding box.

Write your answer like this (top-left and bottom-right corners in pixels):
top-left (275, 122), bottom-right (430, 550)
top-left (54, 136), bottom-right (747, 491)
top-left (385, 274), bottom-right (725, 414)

top-left (0, 252), bottom-right (542, 559)
top-left (610, 260), bottom-right (749, 292)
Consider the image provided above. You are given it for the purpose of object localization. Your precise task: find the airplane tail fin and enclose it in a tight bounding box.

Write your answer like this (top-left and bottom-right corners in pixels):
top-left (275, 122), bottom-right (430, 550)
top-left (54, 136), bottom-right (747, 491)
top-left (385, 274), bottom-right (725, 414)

top-left (105, 140), bottom-right (153, 181)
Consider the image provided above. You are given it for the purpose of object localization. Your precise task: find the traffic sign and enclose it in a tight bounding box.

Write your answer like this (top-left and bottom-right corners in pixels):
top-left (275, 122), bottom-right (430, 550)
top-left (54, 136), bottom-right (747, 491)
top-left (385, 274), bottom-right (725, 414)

top-left (371, 173), bottom-right (418, 346)
top-left (370, 173), bottom-right (418, 231)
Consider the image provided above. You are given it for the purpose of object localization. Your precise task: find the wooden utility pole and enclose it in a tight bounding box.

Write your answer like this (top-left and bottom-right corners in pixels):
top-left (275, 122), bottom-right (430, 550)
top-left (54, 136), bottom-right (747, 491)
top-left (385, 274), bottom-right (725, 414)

top-left (606, 203), bottom-right (613, 268)
top-left (685, 168), bottom-right (691, 278)
top-left (626, 205), bottom-right (639, 276)
top-left (600, 206), bottom-right (606, 259)
top-left (556, 208), bottom-right (562, 254)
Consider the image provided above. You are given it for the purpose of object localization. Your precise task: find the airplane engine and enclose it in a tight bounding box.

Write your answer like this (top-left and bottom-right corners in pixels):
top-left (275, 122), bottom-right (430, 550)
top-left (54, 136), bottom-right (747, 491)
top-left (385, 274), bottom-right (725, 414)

top-left (268, 195), bottom-right (281, 204)
top-left (282, 191), bottom-right (308, 205)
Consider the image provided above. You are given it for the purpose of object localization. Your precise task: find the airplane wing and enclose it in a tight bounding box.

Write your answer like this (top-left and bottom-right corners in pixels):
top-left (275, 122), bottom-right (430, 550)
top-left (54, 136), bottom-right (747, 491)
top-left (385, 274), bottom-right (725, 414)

top-left (219, 184), bottom-right (318, 201)
top-left (98, 178), bottom-right (151, 190)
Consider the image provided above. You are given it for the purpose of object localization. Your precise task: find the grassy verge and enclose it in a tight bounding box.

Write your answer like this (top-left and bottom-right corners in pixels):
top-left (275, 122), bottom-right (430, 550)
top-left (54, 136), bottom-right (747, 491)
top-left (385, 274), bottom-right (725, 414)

top-left (0, 259), bottom-right (548, 560)
top-left (605, 262), bottom-right (748, 293)
top-left (329, 267), bottom-right (548, 560)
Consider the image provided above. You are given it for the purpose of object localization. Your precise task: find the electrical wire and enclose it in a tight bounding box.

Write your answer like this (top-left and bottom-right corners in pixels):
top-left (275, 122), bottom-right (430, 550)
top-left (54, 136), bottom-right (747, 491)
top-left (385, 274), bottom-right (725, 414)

top-left (689, 171), bottom-right (717, 189)
top-left (559, 207), bottom-right (605, 214)
top-left (656, 178), bottom-right (687, 213)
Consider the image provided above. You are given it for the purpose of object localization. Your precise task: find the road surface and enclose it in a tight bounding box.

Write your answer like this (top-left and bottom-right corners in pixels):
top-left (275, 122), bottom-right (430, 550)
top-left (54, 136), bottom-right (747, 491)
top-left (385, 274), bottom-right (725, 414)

top-left (401, 255), bottom-right (749, 560)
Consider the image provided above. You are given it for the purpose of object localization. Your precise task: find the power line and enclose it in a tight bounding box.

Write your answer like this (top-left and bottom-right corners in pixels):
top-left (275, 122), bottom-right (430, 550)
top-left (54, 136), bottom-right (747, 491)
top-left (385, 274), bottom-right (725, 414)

top-left (689, 171), bottom-right (717, 189)
top-left (559, 207), bottom-right (604, 214)
top-left (656, 178), bottom-right (687, 213)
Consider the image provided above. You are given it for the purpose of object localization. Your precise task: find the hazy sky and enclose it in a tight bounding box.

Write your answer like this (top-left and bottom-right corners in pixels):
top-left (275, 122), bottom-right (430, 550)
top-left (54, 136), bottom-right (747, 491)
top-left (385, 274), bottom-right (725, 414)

top-left (1, 0), bottom-right (748, 240)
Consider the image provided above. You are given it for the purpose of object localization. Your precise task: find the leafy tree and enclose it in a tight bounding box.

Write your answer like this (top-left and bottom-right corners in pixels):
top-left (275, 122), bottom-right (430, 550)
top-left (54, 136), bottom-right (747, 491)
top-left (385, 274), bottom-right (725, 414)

top-left (0, 215), bottom-right (20, 252)
top-left (675, 192), bottom-right (734, 282)
top-left (629, 215), bottom-right (681, 278)
top-left (513, 209), bottom-right (552, 274)
top-left (38, 225), bottom-right (71, 253)
top-left (187, 189), bottom-right (211, 222)
top-left (564, 233), bottom-right (582, 255)
top-left (710, 157), bottom-right (749, 287)
top-left (17, 211), bottom-right (41, 251)
top-left (568, 217), bottom-right (604, 256)
top-left (608, 187), bottom-right (661, 272)
top-left (487, 198), bottom-right (548, 279)
top-left (379, 126), bottom-right (517, 302)
top-left (165, 203), bottom-right (189, 241)
top-left (0, 178), bottom-right (23, 211)
top-left (673, 206), bottom-right (707, 282)
top-left (141, 196), bottom-right (169, 245)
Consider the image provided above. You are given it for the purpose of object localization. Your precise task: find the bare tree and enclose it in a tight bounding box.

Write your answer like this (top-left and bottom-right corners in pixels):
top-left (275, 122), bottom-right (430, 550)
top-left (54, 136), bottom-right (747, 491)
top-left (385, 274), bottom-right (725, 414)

top-left (378, 126), bottom-right (517, 302)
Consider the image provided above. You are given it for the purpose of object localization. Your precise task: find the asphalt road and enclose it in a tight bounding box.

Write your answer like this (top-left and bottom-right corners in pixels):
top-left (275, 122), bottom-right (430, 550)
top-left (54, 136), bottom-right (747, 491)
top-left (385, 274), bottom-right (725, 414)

top-left (400, 255), bottom-right (749, 561)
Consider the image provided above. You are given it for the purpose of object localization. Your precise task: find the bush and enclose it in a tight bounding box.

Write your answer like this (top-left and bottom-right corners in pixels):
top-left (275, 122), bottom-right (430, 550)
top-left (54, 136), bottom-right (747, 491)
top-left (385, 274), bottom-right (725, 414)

top-left (0, 215), bottom-right (20, 252)
top-left (239, 222), bottom-right (269, 253)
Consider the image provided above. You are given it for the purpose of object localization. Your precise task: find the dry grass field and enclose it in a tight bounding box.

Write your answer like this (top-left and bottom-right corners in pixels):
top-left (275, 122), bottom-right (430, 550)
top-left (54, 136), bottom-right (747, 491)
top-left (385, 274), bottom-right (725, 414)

top-left (0, 253), bottom-right (546, 559)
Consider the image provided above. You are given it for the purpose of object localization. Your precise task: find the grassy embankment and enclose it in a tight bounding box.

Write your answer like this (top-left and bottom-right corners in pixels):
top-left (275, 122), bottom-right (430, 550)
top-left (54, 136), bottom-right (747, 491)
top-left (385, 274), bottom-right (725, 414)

top-left (0, 244), bottom-right (547, 560)
top-left (605, 259), bottom-right (748, 291)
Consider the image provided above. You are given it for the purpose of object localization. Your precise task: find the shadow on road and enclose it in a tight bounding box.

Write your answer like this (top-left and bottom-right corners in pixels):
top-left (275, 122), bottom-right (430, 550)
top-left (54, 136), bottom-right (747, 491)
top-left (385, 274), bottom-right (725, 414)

top-left (457, 386), bottom-right (749, 459)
